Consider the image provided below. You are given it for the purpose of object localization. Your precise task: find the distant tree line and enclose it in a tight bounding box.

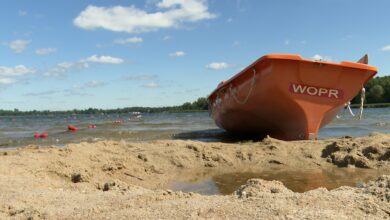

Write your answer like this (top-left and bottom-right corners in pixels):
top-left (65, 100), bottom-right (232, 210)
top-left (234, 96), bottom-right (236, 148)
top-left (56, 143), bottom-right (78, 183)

top-left (0, 97), bottom-right (209, 116)
top-left (352, 76), bottom-right (390, 104)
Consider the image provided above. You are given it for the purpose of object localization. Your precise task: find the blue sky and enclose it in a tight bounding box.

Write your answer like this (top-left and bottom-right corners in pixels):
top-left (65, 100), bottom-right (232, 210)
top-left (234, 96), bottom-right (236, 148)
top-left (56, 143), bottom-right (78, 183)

top-left (1, 0), bottom-right (390, 111)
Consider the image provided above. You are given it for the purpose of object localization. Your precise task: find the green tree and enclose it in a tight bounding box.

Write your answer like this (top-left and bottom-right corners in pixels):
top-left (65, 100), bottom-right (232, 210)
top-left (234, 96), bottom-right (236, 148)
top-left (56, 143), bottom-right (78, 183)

top-left (192, 97), bottom-right (208, 110)
top-left (367, 84), bottom-right (384, 102)
top-left (181, 102), bottom-right (192, 110)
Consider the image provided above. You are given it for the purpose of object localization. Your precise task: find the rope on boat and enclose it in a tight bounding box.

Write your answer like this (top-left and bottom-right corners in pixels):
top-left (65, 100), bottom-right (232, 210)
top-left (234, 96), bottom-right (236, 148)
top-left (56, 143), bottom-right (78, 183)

top-left (229, 69), bottom-right (256, 105)
top-left (358, 87), bottom-right (366, 120)
top-left (345, 87), bottom-right (365, 120)
top-left (346, 101), bottom-right (355, 117)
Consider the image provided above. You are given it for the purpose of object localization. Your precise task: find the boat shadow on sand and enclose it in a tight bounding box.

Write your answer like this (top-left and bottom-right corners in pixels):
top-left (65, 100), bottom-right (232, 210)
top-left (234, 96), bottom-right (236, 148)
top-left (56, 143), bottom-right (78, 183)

top-left (173, 129), bottom-right (266, 143)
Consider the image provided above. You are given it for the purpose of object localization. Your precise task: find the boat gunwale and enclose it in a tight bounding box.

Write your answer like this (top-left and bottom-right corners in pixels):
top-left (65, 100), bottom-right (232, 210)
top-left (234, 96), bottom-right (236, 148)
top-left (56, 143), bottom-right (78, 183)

top-left (207, 54), bottom-right (378, 100)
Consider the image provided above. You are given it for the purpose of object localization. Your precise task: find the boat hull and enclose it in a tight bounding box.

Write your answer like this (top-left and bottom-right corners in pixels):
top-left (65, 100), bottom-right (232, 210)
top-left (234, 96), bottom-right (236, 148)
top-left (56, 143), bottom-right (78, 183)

top-left (208, 54), bottom-right (377, 140)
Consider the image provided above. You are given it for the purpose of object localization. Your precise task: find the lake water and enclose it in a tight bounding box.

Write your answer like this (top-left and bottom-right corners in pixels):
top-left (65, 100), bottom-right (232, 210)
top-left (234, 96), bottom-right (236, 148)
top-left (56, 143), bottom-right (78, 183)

top-left (169, 168), bottom-right (386, 195)
top-left (0, 108), bottom-right (390, 148)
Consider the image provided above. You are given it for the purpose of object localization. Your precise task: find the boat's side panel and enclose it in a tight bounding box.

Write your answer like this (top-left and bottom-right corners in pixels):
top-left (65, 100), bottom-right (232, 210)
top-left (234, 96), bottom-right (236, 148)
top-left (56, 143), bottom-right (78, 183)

top-left (210, 59), bottom-right (308, 139)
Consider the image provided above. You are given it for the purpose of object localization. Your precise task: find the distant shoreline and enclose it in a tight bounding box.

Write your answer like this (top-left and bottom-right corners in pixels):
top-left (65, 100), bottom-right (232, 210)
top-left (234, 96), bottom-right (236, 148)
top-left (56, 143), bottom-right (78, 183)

top-left (0, 98), bottom-right (209, 116)
top-left (0, 103), bottom-right (389, 117)
top-left (0, 109), bottom-right (209, 117)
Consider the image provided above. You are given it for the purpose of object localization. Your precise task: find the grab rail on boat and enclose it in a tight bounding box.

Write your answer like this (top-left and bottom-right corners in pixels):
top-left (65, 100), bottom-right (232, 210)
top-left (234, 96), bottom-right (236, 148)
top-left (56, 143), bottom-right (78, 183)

top-left (229, 68), bottom-right (257, 105)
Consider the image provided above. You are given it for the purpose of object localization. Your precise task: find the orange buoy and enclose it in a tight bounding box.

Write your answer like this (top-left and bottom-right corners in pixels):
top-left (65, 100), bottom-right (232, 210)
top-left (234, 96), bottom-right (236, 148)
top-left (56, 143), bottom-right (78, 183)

top-left (34, 133), bottom-right (49, 138)
top-left (68, 125), bottom-right (79, 132)
top-left (40, 133), bottom-right (48, 138)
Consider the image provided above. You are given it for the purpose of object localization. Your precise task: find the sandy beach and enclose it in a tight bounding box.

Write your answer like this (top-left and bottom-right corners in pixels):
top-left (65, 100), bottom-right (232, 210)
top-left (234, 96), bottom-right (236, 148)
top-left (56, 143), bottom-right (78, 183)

top-left (0, 133), bottom-right (389, 219)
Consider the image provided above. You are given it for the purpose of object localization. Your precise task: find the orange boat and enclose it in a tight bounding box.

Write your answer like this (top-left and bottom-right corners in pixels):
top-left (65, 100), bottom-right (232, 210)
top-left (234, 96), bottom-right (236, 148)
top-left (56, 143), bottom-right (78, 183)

top-left (207, 54), bottom-right (378, 140)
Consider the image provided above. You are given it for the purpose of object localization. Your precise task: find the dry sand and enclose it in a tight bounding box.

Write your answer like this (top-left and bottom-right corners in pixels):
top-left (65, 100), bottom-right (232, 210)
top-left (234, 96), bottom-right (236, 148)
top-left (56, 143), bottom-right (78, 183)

top-left (0, 133), bottom-right (389, 219)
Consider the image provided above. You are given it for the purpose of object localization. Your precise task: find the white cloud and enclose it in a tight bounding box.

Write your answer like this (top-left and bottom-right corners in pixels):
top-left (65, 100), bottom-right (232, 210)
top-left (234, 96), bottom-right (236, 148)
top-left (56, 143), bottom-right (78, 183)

top-left (0, 65), bottom-right (35, 76)
top-left (312, 54), bottom-right (322, 60)
top-left (8, 40), bottom-right (30, 53)
top-left (163, 35), bottom-right (172, 40)
top-left (125, 74), bottom-right (158, 81)
top-left (35, 48), bottom-right (57, 55)
top-left (24, 90), bottom-right (59, 97)
top-left (142, 82), bottom-right (160, 88)
top-left (0, 78), bottom-right (16, 85)
top-left (74, 0), bottom-right (216, 33)
top-left (206, 62), bottom-right (231, 70)
top-left (312, 54), bottom-right (332, 61)
top-left (84, 80), bottom-right (107, 88)
top-left (44, 55), bottom-right (124, 76)
top-left (0, 65), bottom-right (35, 85)
top-left (18, 10), bottom-right (27, 16)
top-left (43, 61), bottom-right (88, 77)
top-left (83, 55), bottom-right (124, 64)
top-left (114, 37), bottom-right (143, 44)
top-left (96, 43), bottom-right (105, 48)
top-left (169, 51), bottom-right (185, 57)
top-left (58, 62), bottom-right (77, 69)
top-left (63, 87), bottom-right (89, 97)
top-left (381, 45), bottom-right (390, 51)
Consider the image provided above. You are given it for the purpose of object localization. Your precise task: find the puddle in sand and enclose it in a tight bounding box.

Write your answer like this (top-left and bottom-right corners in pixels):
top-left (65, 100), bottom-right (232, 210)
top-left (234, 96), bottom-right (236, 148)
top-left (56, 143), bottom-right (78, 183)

top-left (169, 168), bottom-right (387, 195)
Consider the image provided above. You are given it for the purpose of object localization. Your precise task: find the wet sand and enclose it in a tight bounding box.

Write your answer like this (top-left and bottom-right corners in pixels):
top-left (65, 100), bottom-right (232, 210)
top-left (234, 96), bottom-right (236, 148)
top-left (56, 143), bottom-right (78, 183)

top-left (0, 133), bottom-right (389, 219)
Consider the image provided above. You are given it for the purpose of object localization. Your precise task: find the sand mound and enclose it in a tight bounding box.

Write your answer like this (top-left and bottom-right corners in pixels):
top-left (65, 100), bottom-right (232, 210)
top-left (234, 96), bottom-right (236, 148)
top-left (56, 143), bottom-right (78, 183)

top-left (321, 134), bottom-right (390, 168)
top-left (360, 175), bottom-right (390, 202)
top-left (235, 178), bottom-right (293, 198)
